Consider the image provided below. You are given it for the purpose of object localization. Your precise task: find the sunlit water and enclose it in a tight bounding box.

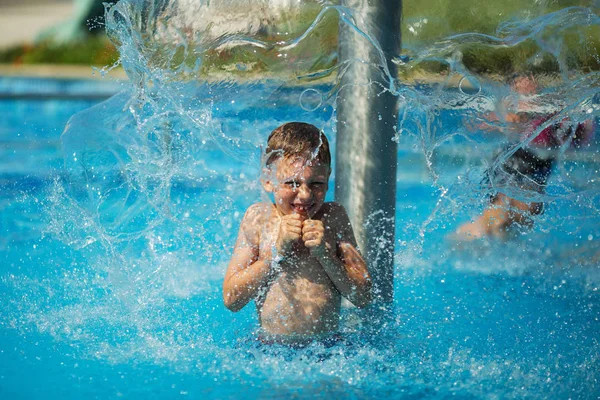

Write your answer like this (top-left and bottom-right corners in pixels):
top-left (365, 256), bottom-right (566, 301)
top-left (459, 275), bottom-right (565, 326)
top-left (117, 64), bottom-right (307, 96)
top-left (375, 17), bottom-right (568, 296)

top-left (2, 1), bottom-right (600, 398)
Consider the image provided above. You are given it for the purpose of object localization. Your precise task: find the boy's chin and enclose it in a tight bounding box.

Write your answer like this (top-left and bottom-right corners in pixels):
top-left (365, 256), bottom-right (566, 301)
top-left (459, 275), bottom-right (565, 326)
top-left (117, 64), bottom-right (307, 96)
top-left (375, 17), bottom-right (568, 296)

top-left (275, 202), bottom-right (325, 219)
top-left (295, 206), bottom-right (324, 220)
top-left (280, 207), bottom-right (318, 220)
top-left (290, 210), bottom-right (310, 221)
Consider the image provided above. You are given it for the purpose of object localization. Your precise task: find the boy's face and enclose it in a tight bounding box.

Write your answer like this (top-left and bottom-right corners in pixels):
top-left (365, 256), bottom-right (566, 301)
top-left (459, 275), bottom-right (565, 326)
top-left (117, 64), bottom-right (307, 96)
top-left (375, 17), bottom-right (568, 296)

top-left (264, 157), bottom-right (330, 220)
top-left (512, 76), bottom-right (537, 95)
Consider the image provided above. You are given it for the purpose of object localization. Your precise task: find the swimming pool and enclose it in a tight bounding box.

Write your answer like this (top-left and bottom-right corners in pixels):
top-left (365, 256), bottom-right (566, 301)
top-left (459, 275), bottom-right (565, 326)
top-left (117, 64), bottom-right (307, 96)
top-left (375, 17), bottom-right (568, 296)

top-left (0, 73), bottom-right (599, 398)
top-left (3, 0), bottom-right (600, 397)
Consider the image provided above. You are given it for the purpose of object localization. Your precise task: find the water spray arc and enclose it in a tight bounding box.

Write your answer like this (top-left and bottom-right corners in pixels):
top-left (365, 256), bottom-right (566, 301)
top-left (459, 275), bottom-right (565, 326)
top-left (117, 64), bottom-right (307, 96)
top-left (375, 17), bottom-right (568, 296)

top-left (335, 0), bottom-right (402, 303)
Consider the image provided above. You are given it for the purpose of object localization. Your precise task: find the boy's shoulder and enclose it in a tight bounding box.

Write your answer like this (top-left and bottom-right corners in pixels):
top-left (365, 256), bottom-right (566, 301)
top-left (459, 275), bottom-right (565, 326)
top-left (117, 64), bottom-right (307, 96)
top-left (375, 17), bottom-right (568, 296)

top-left (321, 201), bottom-right (346, 212)
top-left (237, 203), bottom-right (274, 244)
top-left (318, 202), bottom-right (349, 220)
top-left (243, 202), bottom-right (274, 222)
top-left (319, 202), bottom-right (355, 239)
top-left (327, 201), bottom-right (345, 209)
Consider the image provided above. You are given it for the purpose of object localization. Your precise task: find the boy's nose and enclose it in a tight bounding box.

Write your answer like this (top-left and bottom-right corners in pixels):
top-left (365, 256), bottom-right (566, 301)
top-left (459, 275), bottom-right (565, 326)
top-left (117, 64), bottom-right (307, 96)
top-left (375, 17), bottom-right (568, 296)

top-left (297, 184), bottom-right (312, 200)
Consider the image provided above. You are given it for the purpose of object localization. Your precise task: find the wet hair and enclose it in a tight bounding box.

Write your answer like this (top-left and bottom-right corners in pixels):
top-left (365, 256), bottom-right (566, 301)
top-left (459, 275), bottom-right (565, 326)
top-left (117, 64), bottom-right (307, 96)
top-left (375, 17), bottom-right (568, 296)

top-left (264, 122), bottom-right (331, 168)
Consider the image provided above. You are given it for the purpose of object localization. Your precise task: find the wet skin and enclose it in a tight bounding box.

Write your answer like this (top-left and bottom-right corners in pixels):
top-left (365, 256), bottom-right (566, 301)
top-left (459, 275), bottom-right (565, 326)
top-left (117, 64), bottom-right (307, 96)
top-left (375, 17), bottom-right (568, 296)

top-left (455, 76), bottom-right (546, 240)
top-left (223, 158), bottom-right (371, 337)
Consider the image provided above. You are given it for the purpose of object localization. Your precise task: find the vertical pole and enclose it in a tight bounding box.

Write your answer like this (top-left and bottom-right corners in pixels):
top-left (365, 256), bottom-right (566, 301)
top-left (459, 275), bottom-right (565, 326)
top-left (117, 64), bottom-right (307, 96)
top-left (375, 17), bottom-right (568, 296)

top-left (335, 0), bottom-right (401, 303)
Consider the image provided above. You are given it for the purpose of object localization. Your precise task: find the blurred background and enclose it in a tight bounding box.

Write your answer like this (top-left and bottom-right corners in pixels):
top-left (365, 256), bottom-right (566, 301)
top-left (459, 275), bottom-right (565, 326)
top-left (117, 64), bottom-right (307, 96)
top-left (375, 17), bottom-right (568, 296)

top-left (0, 0), bottom-right (119, 77)
top-left (1, 0), bottom-right (597, 79)
top-left (0, 0), bottom-right (73, 48)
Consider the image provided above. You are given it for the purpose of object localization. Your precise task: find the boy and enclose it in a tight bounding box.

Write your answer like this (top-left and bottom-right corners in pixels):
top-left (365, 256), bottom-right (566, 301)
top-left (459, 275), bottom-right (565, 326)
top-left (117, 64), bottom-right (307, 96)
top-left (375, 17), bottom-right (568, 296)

top-left (223, 122), bottom-right (371, 343)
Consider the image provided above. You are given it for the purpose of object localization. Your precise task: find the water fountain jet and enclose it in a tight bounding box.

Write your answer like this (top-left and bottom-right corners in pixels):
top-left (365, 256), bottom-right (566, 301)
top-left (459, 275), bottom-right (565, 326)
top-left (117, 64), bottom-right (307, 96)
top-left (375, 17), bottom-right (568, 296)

top-left (335, 0), bottom-right (402, 304)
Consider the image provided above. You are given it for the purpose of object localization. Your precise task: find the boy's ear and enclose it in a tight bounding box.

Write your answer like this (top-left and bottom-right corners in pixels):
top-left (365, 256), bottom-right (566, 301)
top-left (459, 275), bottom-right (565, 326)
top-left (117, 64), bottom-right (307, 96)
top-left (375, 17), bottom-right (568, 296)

top-left (263, 180), bottom-right (274, 192)
top-left (261, 168), bottom-right (274, 192)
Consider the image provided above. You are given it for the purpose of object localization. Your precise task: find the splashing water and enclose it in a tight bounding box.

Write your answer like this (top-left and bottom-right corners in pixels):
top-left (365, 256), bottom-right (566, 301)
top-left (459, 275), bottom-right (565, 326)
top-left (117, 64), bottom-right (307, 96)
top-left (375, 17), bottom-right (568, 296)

top-left (1, 0), bottom-right (600, 398)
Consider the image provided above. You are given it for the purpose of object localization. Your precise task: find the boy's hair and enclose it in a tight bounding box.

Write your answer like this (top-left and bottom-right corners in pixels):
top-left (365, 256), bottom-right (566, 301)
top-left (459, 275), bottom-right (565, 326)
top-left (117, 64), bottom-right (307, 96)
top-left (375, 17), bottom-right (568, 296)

top-left (265, 122), bottom-right (331, 168)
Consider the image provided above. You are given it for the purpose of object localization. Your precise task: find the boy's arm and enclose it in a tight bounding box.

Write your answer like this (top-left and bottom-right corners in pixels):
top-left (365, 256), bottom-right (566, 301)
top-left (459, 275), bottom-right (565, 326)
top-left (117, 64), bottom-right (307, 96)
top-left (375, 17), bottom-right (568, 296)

top-left (223, 207), bottom-right (277, 312)
top-left (303, 203), bottom-right (372, 308)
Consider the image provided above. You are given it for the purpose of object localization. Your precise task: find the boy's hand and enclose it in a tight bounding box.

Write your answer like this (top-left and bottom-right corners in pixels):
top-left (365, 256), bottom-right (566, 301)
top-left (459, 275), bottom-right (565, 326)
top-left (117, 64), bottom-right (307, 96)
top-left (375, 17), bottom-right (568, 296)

top-left (276, 214), bottom-right (303, 256)
top-left (302, 219), bottom-right (331, 256)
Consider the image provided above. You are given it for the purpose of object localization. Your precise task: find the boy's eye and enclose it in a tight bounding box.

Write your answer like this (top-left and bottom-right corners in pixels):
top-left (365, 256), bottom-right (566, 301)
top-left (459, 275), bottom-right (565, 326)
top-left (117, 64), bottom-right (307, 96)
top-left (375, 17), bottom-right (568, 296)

top-left (285, 181), bottom-right (300, 189)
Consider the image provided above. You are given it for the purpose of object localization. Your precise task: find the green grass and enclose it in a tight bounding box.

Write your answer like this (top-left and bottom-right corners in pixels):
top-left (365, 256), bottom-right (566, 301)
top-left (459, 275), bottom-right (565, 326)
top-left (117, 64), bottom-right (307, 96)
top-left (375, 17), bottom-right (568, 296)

top-left (0, 35), bottom-right (119, 66)
top-left (400, 0), bottom-right (600, 76)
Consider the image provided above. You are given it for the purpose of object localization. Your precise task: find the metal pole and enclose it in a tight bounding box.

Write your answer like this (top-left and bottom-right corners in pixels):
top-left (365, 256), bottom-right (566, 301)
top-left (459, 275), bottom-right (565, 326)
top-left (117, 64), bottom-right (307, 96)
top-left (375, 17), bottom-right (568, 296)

top-left (335, 0), bottom-right (401, 303)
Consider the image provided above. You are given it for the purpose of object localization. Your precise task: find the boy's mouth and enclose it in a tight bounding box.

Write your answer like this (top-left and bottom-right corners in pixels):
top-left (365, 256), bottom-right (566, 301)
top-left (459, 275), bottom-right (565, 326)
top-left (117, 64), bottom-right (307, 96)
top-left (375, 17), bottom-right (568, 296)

top-left (292, 203), bottom-right (313, 215)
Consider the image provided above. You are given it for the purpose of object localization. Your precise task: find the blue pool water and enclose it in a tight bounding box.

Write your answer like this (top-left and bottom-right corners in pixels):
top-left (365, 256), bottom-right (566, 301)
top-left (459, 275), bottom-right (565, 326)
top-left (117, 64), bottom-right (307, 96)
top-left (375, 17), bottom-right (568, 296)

top-left (0, 76), bottom-right (599, 399)
top-left (2, 1), bottom-right (600, 398)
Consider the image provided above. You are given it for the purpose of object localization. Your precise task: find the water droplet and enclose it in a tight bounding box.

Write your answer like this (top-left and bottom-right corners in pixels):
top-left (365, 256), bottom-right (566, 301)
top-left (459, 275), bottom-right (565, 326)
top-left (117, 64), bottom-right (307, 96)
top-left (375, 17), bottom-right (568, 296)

top-left (299, 88), bottom-right (322, 112)
top-left (458, 76), bottom-right (482, 96)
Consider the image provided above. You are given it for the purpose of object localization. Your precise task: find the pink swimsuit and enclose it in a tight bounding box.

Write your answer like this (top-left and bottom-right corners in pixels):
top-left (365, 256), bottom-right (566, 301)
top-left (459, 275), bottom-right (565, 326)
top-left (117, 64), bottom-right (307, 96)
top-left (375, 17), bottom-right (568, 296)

top-left (528, 114), bottom-right (593, 149)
